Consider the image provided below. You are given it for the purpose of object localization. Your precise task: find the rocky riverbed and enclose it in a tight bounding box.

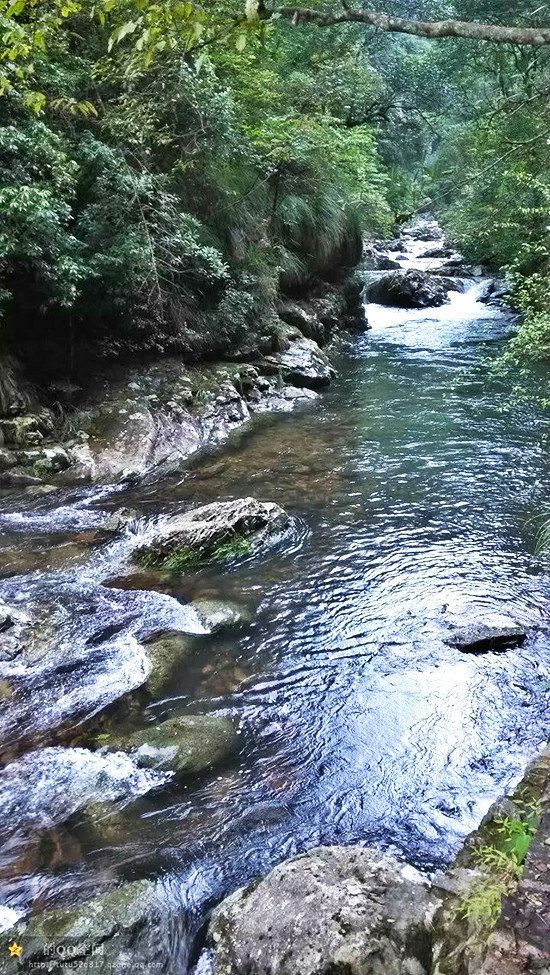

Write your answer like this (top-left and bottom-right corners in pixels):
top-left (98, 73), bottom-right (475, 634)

top-left (0, 218), bottom-right (548, 974)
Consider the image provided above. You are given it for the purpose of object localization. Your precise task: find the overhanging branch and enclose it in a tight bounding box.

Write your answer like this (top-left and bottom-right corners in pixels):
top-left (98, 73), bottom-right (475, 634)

top-left (273, 6), bottom-right (550, 46)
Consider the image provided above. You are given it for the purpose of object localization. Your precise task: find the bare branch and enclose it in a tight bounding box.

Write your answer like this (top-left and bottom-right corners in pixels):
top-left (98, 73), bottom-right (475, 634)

top-left (273, 6), bottom-right (550, 46)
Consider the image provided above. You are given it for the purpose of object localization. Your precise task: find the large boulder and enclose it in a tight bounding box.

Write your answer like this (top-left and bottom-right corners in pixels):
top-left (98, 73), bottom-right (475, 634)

top-left (375, 254), bottom-right (403, 271)
top-left (365, 270), bottom-right (449, 309)
top-left (132, 498), bottom-right (291, 570)
top-left (100, 714), bottom-right (237, 779)
top-left (207, 846), bottom-right (440, 975)
top-left (0, 880), bottom-right (170, 975)
top-left (258, 335), bottom-right (335, 389)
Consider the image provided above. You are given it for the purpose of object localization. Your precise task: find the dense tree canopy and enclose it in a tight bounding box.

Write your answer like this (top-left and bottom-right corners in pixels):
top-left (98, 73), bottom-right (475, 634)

top-left (0, 0), bottom-right (549, 383)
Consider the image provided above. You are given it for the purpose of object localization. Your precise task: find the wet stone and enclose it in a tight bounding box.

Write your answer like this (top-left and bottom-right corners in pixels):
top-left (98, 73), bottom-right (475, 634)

top-left (0, 880), bottom-right (168, 975)
top-left (100, 714), bottom-right (237, 779)
top-left (191, 598), bottom-right (252, 634)
top-left (141, 629), bottom-right (196, 696)
top-left (446, 623), bottom-right (527, 653)
top-left (132, 497), bottom-right (291, 569)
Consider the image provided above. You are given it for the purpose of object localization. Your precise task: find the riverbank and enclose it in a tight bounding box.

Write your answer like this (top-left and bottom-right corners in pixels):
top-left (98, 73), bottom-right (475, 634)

top-left (0, 279), bottom-right (366, 488)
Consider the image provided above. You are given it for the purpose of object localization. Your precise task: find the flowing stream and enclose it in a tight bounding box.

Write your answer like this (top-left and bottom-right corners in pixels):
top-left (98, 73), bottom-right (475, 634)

top-left (1, 232), bottom-right (550, 968)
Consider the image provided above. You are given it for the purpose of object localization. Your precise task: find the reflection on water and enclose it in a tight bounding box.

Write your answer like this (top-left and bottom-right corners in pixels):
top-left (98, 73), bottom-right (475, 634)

top-left (1, 276), bottom-right (550, 968)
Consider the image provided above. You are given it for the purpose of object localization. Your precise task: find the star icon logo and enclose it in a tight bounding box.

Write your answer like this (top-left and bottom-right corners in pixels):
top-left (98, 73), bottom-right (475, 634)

top-left (7, 941), bottom-right (22, 959)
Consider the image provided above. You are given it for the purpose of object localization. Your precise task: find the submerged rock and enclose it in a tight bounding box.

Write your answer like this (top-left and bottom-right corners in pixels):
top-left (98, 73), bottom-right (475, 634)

top-left (191, 598), bottom-right (252, 634)
top-left (0, 880), bottom-right (169, 974)
top-left (132, 497), bottom-right (290, 569)
top-left (365, 270), bottom-right (450, 309)
top-left (446, 623), bottom-right (527, 653)
top-left (141, 629), bottom-right (195, 696)
top-left (207, 846), bottom-right (440, 975)
top-left (101, 714), bottom-right (237, 779)
top-left (258, 335), bottom-right (336, 389)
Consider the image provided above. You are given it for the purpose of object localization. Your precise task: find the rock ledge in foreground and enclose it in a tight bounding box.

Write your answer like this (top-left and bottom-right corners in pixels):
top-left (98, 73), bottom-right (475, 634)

top-left (207, 845), bottom-right (440, 975)
top-left (0, 880), bottom-right (165, 975)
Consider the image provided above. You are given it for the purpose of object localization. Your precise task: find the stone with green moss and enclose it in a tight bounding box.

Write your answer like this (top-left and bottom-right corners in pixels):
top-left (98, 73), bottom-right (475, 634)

top-left (101, 714), bottom-right (237, 779)
top-left (0, 880), bottom-right (164, 974)
top-left (132, 497), bottom-right (290, 571)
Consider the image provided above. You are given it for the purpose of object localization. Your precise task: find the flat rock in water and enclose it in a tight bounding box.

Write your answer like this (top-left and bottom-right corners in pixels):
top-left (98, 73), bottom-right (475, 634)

top-left (446, 623), bottom-right (527, 653)
top-left (207, 846), bottom-right (440, 975)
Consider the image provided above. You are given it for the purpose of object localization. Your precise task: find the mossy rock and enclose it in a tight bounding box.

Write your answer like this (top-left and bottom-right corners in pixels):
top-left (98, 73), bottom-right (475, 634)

top-left (142, 630), bottom-right (196, 696)
top-left (101, 714), bottom-right (237, 779)
top-left (132, 497), bottom-right (290, 571)
top-left (0, 880), bottom-right (163, 974)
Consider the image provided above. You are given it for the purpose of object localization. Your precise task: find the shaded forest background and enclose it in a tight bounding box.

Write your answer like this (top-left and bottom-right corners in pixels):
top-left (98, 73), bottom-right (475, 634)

top-left (1, 0), bottom-right (549, 390)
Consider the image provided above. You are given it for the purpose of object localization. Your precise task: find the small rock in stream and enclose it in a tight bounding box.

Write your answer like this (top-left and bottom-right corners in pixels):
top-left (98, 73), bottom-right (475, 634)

top-left (100, 714), bottom-right (237, 779)
top-left (446, 623), bottom-right (527, 653)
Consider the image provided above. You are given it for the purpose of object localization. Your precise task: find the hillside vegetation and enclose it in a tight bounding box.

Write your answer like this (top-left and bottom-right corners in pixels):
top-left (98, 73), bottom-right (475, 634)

top-left (0, 1), bottom-right (549, 391)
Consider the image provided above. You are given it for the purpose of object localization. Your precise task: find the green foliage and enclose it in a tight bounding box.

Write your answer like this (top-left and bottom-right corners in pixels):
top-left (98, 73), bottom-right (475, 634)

top-left (456, 805), bottom-right (538, 942)
top-left (0, 2), bottom-right (393, 371)
top-left (137, 536), bottom-right (253, 572)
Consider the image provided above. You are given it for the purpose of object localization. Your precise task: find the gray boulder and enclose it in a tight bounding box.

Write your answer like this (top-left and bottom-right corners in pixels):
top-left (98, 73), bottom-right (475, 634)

top-left (446, 623), bottom-right (527, 653)
top-left (258, 336), bottom-right (335, 389)
top-left (101, 714), bottom-right (237, 779)
top-left (207, 846), bottom-right (440, 975)
top-left (365, 270), bottom-right (449, 309)
top-left (132, 497), bottom-right (290, 569)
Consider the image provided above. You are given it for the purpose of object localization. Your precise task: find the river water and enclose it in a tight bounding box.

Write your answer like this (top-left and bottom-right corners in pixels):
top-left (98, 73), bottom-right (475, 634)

top-left (1, 237), bottom-right (549, 968)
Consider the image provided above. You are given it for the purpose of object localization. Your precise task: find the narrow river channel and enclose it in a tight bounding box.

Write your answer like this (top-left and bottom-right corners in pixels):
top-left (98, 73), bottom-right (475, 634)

top-left (1, 236), bottom-right (549, 971)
